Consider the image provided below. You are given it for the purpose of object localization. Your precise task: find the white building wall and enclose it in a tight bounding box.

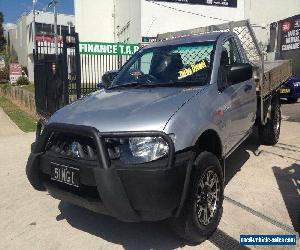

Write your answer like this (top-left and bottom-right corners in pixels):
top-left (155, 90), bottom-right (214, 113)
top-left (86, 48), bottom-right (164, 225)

top-left (74, 0), bottom-right (114, 42)
top-left (114, 0), bottom-right (141, 43)
top-left (141, 0), bottom-right (246, 38)
top-left (74, 0), bottom-right (299, 46)
top-left (16, 15), bottom-right (28, 67)
top-left (245, 0), bottom-right (300, 26)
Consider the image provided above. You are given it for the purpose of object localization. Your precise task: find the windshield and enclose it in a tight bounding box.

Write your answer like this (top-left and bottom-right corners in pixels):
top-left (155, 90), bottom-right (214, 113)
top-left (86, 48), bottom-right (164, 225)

top-left (112, 42), bottom-right (215, 88)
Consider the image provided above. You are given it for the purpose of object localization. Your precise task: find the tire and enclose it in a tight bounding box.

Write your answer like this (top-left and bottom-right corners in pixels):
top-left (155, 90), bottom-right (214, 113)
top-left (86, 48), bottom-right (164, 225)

top-left (259, 97), bottom-right (281, 145)
top-left (287, 97), bottom-right (298, 104)
top-left (169, 151), bottom-right (224, 243)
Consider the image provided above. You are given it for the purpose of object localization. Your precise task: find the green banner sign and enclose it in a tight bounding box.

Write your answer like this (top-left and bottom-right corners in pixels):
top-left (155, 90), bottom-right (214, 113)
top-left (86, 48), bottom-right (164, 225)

top-left (142, 37), bottom-right (157, 43)
top-left (79, 42), bottom-right (140, 55)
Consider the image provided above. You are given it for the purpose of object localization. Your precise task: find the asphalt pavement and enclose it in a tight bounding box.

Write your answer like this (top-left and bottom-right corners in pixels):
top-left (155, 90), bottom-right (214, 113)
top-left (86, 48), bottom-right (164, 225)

top-left (0, 102), bottom-right (299, 250)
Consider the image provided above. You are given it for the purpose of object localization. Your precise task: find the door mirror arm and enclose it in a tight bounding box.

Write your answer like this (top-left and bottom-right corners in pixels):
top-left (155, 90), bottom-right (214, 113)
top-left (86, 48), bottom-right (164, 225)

top-left (217, 67), bottom-right (227, 92)
top-left (101, 70), bottom-right (119, 88)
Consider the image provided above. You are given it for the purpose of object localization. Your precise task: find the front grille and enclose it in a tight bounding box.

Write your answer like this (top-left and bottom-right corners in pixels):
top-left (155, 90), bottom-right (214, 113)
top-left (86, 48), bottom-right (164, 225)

top-left (45, 131), bottom-right (121, 162)
top-left (45, 132), bottom-right (98, 161)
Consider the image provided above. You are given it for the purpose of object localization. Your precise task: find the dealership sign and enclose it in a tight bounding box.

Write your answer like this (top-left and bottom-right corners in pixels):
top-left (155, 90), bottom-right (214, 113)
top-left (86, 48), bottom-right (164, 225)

top-left (280, 15), bottom-right (300, 51)
top-left (147, 0), bottom-right (237, 8)
top-left (79, 42), bottom-right (140, 55)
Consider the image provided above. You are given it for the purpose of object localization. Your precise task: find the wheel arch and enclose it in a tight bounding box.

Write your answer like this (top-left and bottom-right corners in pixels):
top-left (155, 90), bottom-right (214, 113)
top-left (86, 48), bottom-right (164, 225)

top-left (175, 129), bottom-right (224, 218)
top-left (194, 129), bottom-right (223, 162)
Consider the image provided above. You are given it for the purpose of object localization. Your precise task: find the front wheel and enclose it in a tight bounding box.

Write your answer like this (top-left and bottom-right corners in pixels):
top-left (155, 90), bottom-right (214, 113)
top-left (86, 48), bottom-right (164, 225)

top-left (169, 151), bottom-right (224, 243)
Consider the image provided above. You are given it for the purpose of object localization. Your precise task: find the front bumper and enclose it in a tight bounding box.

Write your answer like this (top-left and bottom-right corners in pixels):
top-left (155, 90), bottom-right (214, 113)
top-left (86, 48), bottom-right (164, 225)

top-left (26, 123), bottom-right (194, 222)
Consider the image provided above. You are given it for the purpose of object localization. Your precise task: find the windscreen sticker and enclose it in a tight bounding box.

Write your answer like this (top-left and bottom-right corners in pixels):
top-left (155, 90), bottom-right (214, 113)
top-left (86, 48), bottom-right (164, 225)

top-left (178, 60), bottom-right (208, 79)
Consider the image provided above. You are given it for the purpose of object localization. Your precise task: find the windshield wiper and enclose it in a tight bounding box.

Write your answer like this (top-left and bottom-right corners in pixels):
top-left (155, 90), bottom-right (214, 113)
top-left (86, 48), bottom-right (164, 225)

top-left (133, 82), bottom-right (171, 88)
top-left (108, 82), bottom-right (141, 90)
top-left (109, 82), bottom-right (167, 89)
top-left (109, 81), bottom-right (204, 90)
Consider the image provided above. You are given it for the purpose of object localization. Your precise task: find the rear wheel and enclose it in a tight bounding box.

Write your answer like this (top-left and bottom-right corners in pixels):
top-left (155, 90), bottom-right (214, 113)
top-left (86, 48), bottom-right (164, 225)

top-left (169, 151), bottom-right (224, 243)
top-left (259, 96), bottom-right (281, 145)
top-left (287, 97), bottom-right (298, 103)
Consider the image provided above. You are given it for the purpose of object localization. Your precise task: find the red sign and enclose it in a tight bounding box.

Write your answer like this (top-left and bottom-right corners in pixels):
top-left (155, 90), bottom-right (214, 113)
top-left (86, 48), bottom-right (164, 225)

top-left (282, 21), bottom-right (291, 33)
top-left (35, 35), bottom-right (63, 43)
top-left (9, 63), bottom-right (22, 84)
top-left (10, 63), bottom-right (22, 75)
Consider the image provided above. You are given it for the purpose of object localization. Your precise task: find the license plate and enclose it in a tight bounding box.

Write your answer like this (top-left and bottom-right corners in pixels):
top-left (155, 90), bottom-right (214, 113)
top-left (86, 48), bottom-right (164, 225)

top-left (280, 88), bottom-right (291, 94)
top-left (51, 162), bottom-right (80, 187)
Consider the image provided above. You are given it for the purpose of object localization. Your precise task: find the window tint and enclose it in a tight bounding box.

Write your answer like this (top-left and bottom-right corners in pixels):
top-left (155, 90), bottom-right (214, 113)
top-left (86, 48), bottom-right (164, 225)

top-left (35, 23), bottom-right (52, 35)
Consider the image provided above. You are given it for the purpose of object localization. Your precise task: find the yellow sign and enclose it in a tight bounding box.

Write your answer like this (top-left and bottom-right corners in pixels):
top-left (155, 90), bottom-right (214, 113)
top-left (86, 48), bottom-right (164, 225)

top-left (280, 88), bottom-right (291, 94)
top-left (178, 60), bottom-right (207, 79)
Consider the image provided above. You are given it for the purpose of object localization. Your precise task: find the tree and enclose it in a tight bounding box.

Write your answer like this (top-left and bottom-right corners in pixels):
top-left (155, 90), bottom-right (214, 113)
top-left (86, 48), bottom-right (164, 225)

top-left (0, 12), bottom-right (6, 52)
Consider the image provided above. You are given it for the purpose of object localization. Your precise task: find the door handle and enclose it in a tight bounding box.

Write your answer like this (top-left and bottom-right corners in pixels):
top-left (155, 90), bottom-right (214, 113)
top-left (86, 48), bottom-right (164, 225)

top-left (244, 85), bottom-right (252, 93)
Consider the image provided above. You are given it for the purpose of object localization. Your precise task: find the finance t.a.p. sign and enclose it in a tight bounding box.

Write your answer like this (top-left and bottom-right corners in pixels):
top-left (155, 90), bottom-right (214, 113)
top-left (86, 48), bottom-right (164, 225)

top-left (79, 42), bottom-right (140, 55)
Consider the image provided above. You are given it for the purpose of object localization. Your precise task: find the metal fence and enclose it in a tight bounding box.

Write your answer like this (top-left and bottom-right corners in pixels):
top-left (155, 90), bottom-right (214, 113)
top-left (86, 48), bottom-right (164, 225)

top-left (79, 54), bottom-right (130, 94)
top-left (34, 33), bottom-right (81, 117)
top-left (34, 33), bottom-right (135, 117)
top-left (157, 20), bottom-right (263, 63)
top-left (62, 33), bottom-right (81, 99)
top-left (34, 40), bottom-right (62, 117)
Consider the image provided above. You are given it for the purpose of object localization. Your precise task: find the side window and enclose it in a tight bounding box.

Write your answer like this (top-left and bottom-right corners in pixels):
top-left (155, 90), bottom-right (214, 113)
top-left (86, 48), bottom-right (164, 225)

top-left (140, 52), bottom-right (153, 74)
top-left (222, 38), bottom-right (242, 66)
top-left (132, 51), bottom-right (153, 74)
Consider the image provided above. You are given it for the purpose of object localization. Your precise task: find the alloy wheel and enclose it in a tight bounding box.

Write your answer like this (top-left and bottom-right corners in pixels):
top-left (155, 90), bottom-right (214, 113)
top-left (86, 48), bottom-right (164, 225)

top-left (196, 169), bottom-right (221, 226)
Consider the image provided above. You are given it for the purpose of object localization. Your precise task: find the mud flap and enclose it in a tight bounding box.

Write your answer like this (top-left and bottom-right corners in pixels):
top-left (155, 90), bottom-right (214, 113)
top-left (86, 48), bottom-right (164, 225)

top-left (26, 153), bottom-right (46, 191)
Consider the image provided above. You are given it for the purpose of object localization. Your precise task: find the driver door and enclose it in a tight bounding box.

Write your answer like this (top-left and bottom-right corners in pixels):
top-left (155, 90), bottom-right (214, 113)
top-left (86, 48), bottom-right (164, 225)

top-left (220, 37), bottom-right (256, 152)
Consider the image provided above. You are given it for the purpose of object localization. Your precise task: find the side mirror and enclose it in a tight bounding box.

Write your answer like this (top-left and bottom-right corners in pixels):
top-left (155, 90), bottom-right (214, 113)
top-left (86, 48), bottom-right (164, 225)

top-left (96, 83), bottom-right (105, 90)
top-left (102, 70), bottom-right (119, 88)
top-left (227, 63), bottom-right (253, 84)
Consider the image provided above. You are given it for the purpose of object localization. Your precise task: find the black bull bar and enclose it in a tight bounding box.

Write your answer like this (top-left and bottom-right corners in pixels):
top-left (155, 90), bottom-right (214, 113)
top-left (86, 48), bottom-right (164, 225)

top-left (26, 123), bottom-right (176, 222)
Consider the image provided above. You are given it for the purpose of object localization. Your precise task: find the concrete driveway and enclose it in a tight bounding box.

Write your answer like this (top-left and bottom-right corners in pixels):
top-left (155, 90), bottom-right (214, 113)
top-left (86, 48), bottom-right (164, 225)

top-left (0, 103), bottom-right (299, 250)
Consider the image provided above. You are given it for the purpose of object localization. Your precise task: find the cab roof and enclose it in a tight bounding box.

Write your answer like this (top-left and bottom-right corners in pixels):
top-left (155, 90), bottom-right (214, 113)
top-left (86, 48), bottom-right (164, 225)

top-left (144, 32), bottom-right (231, 49)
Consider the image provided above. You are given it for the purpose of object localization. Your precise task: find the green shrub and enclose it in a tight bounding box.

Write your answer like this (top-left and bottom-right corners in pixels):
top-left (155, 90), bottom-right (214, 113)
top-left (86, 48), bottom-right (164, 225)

top-left (0, 82), bottom-right (10, 91)
top-left (16, 76), bottom-right (30, 86)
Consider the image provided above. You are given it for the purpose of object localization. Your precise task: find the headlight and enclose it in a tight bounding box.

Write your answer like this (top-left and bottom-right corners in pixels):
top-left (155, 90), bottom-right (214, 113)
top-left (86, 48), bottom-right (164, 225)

top-left (129, 137), bottom-right (169, 163)
top-left (293, 82), bottom-right (300, 87)
top-left (105, 135), bottom-right (175, 165)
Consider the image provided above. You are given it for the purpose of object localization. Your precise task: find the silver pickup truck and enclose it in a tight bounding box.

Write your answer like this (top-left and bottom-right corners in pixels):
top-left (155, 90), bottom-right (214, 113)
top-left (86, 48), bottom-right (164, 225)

top-left (26, 20), bottom-right (292, 243)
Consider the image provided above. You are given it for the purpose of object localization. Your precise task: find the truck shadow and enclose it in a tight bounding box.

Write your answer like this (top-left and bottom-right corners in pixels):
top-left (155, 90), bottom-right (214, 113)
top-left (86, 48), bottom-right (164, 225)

top-left (57, 202), bottom-right (183, 250)
top-left (55, 135), bottom-right (258, 249)
top-left (225, 131), bottom-right (260, 185)
top-left (273, 163), bottom-right (300, 234)
top-left (57, 201), bottom-right (249, 249)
